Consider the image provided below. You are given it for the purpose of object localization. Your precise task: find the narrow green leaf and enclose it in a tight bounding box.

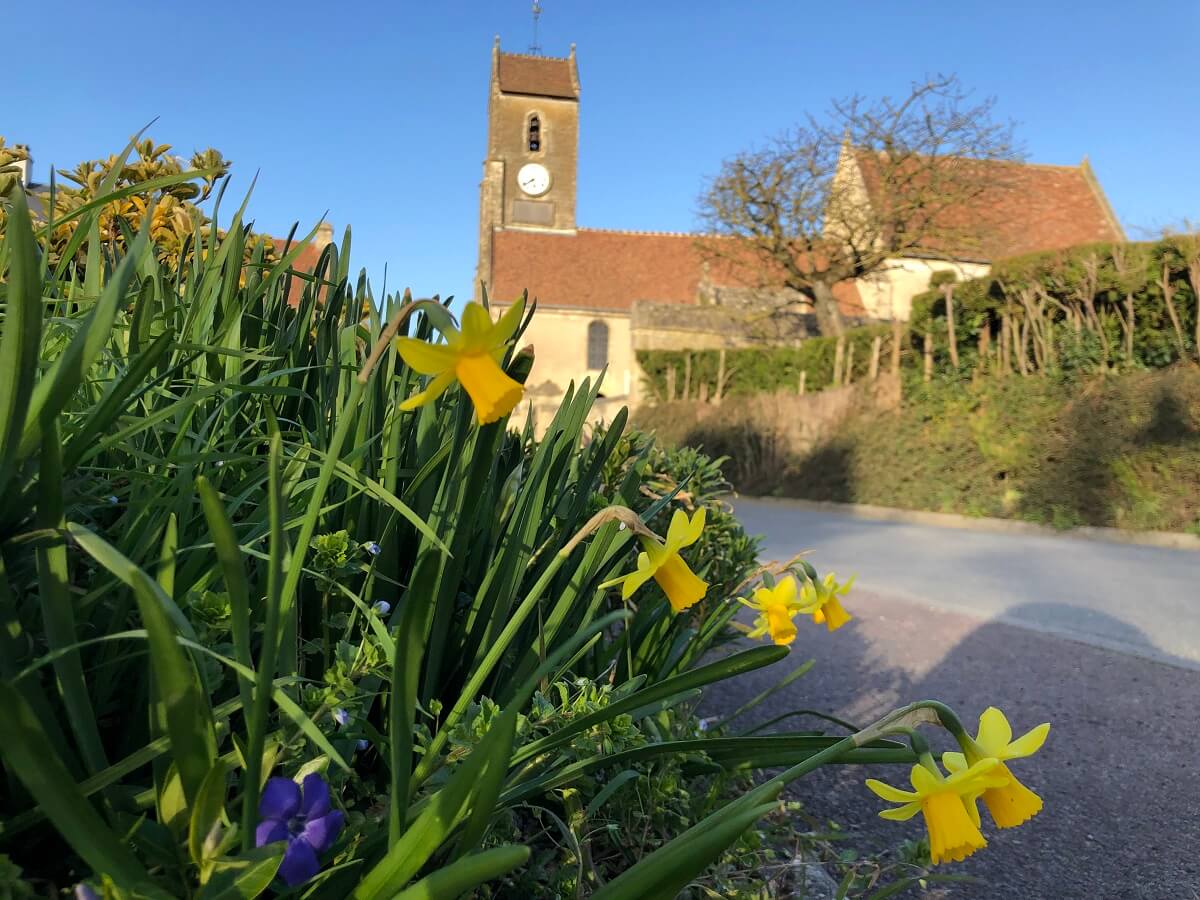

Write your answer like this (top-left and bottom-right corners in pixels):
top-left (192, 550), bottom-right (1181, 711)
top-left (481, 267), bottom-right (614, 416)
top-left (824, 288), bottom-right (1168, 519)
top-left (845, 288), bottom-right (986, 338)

top-left (389, 845), bottom-right (531, 900)
top-left (0, 680), bottom-right (152, 889)
top-left (189, 759), bottom-right (230, 866)
top-left (196, 845), bottom-right (284, 900)
top-left (0, 187), bottom-right (43, 497)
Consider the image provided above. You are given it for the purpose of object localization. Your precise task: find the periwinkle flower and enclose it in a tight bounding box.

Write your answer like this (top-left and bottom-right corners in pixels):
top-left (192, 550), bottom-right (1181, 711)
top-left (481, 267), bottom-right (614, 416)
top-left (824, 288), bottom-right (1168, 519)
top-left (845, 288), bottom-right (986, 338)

top-left (74, 885), bottom-right (100, 900)
top-left (106, 495), bottom-right (119, 505)
top-left (364, 541), bottom-right (382, 557)
top-left (256, 774), bottom-right (345, 887)
top-left (372, 600), bottom-right (391, 616)
top-left (356, 738), bottom-right (370, 751)
top-left (333, 708), bottom-right (350, 727)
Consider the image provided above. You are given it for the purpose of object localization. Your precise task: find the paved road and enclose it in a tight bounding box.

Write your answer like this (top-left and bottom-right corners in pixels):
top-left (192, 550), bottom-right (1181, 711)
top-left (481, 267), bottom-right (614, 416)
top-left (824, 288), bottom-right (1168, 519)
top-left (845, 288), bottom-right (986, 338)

top-left (701, 500), bottom-right (1200, 899)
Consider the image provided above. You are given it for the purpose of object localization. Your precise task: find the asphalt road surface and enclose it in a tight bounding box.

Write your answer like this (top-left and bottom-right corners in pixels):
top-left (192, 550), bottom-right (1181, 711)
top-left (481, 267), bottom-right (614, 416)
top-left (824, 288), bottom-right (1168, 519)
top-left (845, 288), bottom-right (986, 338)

top-left (701, 499), bottom-right (1200, 899)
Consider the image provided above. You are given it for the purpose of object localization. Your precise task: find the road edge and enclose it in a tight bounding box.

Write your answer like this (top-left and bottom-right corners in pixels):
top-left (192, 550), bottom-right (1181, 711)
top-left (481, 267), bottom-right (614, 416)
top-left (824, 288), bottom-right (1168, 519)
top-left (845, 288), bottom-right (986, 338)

top-left (737, 496), bottom-right (1200, 552)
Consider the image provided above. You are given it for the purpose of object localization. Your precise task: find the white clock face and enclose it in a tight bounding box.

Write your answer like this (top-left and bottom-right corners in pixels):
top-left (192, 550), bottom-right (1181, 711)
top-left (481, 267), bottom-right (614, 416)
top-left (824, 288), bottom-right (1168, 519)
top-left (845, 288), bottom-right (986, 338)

top-left (517, 163), bottom-right (551, 197)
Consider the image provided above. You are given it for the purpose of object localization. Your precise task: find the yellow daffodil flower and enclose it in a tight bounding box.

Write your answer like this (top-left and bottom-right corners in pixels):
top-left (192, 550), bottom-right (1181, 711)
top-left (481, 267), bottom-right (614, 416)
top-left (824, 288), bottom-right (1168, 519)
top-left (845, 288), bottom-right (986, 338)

top-left (394, 301), bottom-right (524, 425)
top-left (603, 509), bottom-right (708, 613)
top-left (740, 576), bottom-right (812, 646)
top-left (866, 758), bottom-right (1008, 865)
top-left (943, 707), bottom-right (1050, 829)
top-left (802, 572), bottom-right (855, 632)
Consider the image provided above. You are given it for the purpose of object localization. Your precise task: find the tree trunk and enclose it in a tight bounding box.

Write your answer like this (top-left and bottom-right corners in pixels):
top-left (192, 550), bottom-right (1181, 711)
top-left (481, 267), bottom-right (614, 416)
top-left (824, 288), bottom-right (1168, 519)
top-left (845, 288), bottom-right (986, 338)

top-left (923, 332), bottom-right (933, 383)
top-left (977, 327), bottom-right (990, 377)
top-left (698, 381), bottom-right (709, 404)
top-left (1158, 263), bottom-right (1186, 358)
top-left (869, 335), bottom-right (882, 381)
top-left (798, 370), bottom-right (807, 395)
top-left (682, 354), bottom-right (692, 401)
top-left (1016, 318), bottom-right (1029, 376)
top-left (1125, 292), bottom-right (1135, 364)
top-left (666, 365), bottom-right (676, 402)
top-left (845, 341), bottom-right (855, 385)
top-left (812, 280), bottom-right (845, 337)
top-left (943, 283), bottom-right (959, 369)
top-left (832, 337), bottom-right (845, 387)
top-left (890, 318), bottom-right (902, 373)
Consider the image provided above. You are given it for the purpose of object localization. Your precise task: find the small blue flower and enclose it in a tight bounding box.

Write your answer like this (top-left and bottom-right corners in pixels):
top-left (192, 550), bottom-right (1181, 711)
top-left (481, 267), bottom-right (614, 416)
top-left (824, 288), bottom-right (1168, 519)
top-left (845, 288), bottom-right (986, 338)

top-left (332, 708), bottom-right (350, 727)
top-left (356, 738), bottom-right (369, 751)
top-left (256, 774), bottom-right (345, 887)
top-left (106, 495), bottom-right (119, 505)
top-left (74, 885), bottom-right (100, 900)
top-left (364, 541), bottom-right (382, 556)
top-left (372, 600), bottom-right (391, 616)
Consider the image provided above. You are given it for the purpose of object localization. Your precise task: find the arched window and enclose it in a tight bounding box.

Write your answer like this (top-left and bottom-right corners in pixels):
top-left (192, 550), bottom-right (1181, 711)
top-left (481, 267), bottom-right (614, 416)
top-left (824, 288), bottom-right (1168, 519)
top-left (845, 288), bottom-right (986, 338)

top-left (586, 320), bottom-right (609, 370)
top-left (528, 114), bottom-right (542, 152)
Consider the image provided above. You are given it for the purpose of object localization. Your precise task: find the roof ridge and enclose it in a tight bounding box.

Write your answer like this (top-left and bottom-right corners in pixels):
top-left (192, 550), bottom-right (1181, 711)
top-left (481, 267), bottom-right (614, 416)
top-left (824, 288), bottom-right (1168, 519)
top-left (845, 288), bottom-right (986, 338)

top-left (853, 147), bottom-right (1085, 172)
top-left (578, 226), bottom-right (699, 238)
top-left (498, 50), bottom-right (571, 63)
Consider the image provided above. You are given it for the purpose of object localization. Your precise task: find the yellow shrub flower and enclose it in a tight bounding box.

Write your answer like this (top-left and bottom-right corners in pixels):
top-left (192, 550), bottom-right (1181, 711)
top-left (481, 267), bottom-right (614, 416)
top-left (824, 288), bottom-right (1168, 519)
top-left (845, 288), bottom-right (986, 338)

top-left (943, 707), bottom-right (1050, 829)
top-left (866, 758), bottom-right (1008, 865)
top-left (802, 572), bottom-right (855, 631)
top-left (394, 301), bottom-right (525, 424)
top-left (604, 509), bottom-right (708, 613)
top-left (740, 576), bottom-right (811, 646)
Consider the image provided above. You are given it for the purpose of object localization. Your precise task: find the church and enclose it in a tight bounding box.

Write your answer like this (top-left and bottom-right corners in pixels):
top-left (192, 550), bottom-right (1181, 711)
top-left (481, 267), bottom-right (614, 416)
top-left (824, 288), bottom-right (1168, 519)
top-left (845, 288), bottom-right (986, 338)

top-left (475, 39), bottom-right (1125, 421)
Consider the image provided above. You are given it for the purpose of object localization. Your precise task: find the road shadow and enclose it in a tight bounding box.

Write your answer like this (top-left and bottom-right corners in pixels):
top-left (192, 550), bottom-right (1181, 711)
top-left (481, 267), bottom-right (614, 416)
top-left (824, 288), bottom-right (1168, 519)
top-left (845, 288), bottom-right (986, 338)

top-left (701, 598), bottom-right (1200, 898)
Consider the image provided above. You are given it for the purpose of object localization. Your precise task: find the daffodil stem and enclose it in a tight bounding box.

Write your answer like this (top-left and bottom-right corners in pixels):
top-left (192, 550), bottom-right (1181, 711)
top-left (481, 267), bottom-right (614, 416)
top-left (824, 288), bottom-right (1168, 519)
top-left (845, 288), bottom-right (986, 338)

top-left (851, 700), bottom-right (967, 747)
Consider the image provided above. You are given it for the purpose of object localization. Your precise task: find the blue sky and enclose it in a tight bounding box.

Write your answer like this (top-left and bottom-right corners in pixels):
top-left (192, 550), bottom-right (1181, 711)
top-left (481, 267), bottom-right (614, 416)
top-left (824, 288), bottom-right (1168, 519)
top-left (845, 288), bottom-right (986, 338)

top-left (10, 1), bottom-right (1199, 303)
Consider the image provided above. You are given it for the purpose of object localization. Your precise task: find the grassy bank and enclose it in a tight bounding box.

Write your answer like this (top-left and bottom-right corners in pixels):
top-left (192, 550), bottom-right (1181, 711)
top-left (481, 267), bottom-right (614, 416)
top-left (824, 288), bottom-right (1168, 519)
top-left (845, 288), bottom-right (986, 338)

top-left (777, 367), bottom-right (1200, 532)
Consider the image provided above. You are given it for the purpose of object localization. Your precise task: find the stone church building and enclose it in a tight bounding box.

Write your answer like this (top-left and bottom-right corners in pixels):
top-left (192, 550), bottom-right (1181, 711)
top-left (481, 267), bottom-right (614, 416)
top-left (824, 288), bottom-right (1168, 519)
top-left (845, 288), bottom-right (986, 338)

top-left (474, 40), bottom-right (1125, 419)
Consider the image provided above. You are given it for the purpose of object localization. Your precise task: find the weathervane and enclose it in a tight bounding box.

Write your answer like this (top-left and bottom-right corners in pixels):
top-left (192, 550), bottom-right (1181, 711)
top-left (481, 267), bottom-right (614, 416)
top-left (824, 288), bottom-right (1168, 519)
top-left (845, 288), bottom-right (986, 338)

top-left (529, 0), bottom-right (543, 55)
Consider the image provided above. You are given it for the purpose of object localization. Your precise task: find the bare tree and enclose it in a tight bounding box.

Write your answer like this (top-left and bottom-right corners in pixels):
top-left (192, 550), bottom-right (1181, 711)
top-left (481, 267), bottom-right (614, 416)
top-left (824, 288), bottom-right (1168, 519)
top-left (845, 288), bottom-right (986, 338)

top-left (696, 75), bottom-right (1020, 335)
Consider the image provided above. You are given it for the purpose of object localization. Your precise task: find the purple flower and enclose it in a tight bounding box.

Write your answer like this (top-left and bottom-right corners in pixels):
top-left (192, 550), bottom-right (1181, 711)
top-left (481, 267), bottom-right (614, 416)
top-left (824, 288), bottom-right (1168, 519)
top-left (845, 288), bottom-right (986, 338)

top-left (372, 600), bottom-right (391, 616)
top-left (74, 886), bottom-right (100, 900)
top-left (256, 774), bottom-right (345, 887)
top-left (356, 738), bottom-right (370, 751)
top-left (333, 708), bottom-right (350, 727)
top-left (364, 541), bottom-right (381, 556)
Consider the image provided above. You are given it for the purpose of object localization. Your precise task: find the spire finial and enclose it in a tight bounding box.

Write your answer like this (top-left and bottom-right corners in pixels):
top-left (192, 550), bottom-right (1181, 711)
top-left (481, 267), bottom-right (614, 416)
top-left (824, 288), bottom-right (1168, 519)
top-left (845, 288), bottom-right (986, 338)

top-left (529, 0), bottom-right (543, 55)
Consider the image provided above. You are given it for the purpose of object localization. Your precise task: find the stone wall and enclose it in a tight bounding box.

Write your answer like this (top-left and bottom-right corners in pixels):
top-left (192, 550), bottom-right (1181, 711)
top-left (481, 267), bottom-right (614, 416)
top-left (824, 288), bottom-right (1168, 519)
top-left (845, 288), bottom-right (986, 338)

top-left (631, 299), bottom-right (819, 351)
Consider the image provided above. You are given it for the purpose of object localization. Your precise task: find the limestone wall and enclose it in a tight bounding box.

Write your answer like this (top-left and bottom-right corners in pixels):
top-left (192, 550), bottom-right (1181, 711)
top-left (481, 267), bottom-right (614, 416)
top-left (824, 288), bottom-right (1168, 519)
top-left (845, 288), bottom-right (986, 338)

top-left (856, 257), bottom-right (990, 320)
top-left (631, 300), bottom-right (818, 350)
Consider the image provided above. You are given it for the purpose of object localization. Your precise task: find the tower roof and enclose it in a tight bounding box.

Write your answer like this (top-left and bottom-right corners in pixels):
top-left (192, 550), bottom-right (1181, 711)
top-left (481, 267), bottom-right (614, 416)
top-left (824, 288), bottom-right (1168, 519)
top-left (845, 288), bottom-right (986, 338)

top-left (495, 49), bottom-right (579, 99)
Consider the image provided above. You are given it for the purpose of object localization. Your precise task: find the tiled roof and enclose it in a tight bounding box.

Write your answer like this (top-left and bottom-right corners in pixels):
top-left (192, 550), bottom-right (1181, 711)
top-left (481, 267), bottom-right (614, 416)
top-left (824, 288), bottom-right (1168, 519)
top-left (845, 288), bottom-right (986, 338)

top-left (496, 52), bottom-right (577, 99)
top-left (490, 227), bottom-right (862, 314)
top-left (853, 150), bottom-right (1125, 261)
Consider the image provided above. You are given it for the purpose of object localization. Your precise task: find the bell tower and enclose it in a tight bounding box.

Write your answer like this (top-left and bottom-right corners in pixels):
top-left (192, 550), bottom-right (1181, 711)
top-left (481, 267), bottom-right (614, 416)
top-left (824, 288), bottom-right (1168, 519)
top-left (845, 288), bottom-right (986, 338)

top-left (476, 37), bottom-right (580, 301)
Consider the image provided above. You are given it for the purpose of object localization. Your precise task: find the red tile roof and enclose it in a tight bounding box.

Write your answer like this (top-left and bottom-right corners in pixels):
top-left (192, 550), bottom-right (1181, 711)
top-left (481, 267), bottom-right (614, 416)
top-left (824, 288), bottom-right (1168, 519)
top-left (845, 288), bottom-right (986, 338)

top-left (497, 52), bottom-right (578, 99)
top-left (490, 227), bottom-right (862, 315)
top-left (853, 150), bottom-right (1124, 262)
top-left (271, 237), bottom-right (326, 307)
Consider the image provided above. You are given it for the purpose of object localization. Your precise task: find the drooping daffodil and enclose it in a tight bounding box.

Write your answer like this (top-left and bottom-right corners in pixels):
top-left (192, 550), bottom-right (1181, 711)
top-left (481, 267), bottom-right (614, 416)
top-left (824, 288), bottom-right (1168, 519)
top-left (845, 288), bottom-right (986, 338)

top-left (943, 707), bottom-right (1050, 829)
top-left (740, 576), bottom-right (811, 646)
top-left (603, 508), bottom-right (708, 613)
top-left (803, 571), bottom-right (855, 632)
top-left (866, 758), bottom-right (1008, 865)
top-left (394, 301), bottom-right (525, 425)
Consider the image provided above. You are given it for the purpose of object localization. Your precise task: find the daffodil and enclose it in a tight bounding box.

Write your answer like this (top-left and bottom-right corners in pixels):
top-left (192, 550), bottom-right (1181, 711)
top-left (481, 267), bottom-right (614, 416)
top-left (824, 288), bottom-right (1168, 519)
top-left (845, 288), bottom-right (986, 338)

top-left (603, 509), bottom-right (708, 613)
top-left (802, 572), bottom-right (855, 632)
top-left (394, 301), bottom-right (524, 425)
top-left (943, 707), bottom-right (1049, 829)
top-left (866, 758), bottom-right (1008, 865)
top-left (740, 576), bottom-right (812, 646)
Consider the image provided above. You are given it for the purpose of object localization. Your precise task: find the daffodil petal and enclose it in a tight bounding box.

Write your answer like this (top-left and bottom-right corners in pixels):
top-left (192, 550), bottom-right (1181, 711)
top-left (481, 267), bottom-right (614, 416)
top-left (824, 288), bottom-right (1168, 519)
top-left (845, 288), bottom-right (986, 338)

top-left (942, 752), bottom-right (968, 773)
top-left (394, 337), bottom-right (456, 375)
top-left (879, 802), bottom-right (922, 821)
top-left (399, 370), bottom-right (456, 411)
top-left (620, 552), bottom-right (659, 599)
top-left (865, 779), bottom-right (920, 804)
top-left (490, 298), bottom-right (525, 347)
top-left (459, 302), bottom-right (494, 349)
top-left (1003, 722), bottom-right (1050, 760)
top-left (976, 707), bottom-right (1013, 752)
top-left (909, 764), bottom-right (942, 794)
top-left (663, 509), bottom-right (693, 554)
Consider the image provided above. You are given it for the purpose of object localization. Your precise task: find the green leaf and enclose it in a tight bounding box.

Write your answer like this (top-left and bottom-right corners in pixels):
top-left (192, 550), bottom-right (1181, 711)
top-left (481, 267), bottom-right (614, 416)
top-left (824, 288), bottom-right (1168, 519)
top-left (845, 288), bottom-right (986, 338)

top-left (0, 680), bottom-right (153, 889)
top-left (389, 845), bottom-right (531, 900)
top-left (196, 845), bottom-right (284, 900)
top-left (0, 187), bottom-right (43, 497)
top-left (189, 759), bottom-right (230, 866)
top-left (69, 522), bottom-right (217, 805)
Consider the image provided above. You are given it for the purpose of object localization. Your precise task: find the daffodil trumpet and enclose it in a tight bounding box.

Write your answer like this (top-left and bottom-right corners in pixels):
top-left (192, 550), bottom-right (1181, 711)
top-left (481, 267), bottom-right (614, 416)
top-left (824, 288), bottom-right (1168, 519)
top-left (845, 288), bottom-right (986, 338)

top-left (740, 575), bottom-right (817, 646)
